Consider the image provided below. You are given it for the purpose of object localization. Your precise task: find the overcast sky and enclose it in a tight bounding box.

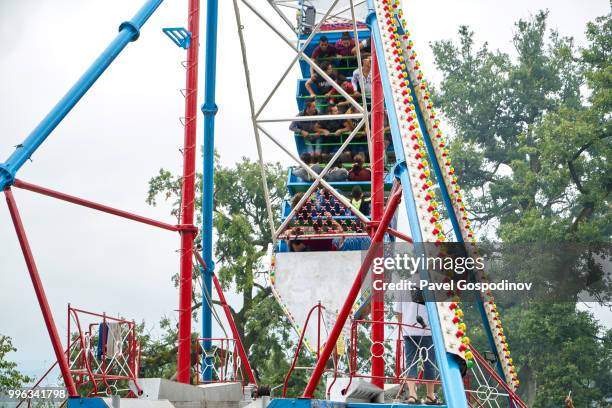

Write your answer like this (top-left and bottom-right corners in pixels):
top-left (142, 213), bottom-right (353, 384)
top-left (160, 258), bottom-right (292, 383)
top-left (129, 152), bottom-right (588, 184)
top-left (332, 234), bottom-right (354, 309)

top-left (0, 0), bottom-right (609, 379)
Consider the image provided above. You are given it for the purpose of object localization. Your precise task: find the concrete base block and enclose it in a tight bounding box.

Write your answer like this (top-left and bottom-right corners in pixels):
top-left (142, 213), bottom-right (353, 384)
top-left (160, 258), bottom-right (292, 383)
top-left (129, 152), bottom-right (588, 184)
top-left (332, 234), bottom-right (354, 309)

top-left (134, 378), bottom-right (242, 408)
top-left (325, 377), bottom-right (384, 403)
top-left (383, 383), bottom-right (407, 402)
top-left (102, 398), bottom-right (176, 408)
top-left (196, 382), bottom-right (244, 401)
top-left (241, 396), bottom-right (270, 408)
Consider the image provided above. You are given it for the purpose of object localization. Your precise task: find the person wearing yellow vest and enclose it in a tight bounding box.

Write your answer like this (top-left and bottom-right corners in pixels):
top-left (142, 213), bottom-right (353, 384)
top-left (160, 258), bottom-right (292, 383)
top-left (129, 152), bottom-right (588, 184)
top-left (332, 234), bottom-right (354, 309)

top-left (350, 185), bottom-right (370, 216)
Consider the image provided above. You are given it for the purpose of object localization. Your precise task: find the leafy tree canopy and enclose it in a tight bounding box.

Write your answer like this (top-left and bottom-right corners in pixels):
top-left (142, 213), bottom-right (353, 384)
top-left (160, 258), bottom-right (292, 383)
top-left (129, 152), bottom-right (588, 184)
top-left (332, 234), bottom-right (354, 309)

top-left (146, 156), bottom-right (318, 394)
top-left (0, 335), bottom-right (31, 391)
top-left (431, 9), bottom-right (611, 407)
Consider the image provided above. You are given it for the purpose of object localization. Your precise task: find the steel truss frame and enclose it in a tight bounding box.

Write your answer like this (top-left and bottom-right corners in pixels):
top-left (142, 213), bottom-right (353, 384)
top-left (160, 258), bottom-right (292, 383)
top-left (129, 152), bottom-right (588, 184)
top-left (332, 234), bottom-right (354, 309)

top-left (232, 2), bottom-right (523, 407)
top-left (67, 306), bottom-right (141, 397)
top-left (232, 0), bottom-right (377, 244)
top-left (231, 0), bottom-right (396, 396)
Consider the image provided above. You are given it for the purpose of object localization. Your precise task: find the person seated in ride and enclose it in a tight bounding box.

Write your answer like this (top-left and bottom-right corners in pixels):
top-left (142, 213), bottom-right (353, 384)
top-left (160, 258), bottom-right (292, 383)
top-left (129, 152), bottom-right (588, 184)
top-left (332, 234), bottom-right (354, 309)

top-left (333, 234), bottom-right (371, 251)
top-left (290, 100), bottom-right (326, 160)
top-left (290, 192), bottom-right (316, 222)
top-left (337, 105), bottom-right (362, 141)
top-left (340, 148), bottom-right (353, 164)
top-left (311, 35), bottom-right (337, 62)
top-left (319, 104), bottom-right (354, 149)
top-left (326, 81), bottom-right (360, 112)
top-left (351, 56), bottom-right (372, 106)
top-left (293, 152), bottom-right (323, 182)
top-left (384, 135), bottom-right (393, 169)
top-left (288, 207), bottom-right (338, 252)
top-left (289, 240), bottom-right (307, 252)
top-left (353, 37), bottom-right (372, 57)
top-left (349, 185), bottom-right (370, 216)
top-left (334, 31), bottom-right (356, 70)
top-left (312, 211), bottom-right (343, 236)
top-left (348, 153), bottom-right (371, 181)
top-left (305, 236), bottom-right (337, 252)
top-left (306, 62), bottom-right (345, 113)
top-left (319, 152), bottom-right (332, 167)
top-left (324, 156), bottom-right (348, 182)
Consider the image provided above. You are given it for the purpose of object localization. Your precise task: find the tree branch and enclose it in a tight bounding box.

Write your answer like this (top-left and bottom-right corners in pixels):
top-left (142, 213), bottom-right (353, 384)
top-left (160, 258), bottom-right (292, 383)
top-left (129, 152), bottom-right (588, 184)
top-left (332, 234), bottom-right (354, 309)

top-left (253, 282), bottom-right (267, 292)
top-left (567, 133), bottom-right (612, 195)
top-left (567, 159), bottom-right (586, 194)
top-left (191, 300), bottom-right (238, 318)
top-left (253, 285), bottom-right (272, 300)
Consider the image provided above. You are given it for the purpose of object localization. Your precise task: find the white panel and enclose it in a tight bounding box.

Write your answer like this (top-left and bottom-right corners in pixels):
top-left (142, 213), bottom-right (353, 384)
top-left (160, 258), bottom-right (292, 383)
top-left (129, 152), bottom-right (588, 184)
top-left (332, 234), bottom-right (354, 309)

top-left (274, 251), bottom-right (366, 350)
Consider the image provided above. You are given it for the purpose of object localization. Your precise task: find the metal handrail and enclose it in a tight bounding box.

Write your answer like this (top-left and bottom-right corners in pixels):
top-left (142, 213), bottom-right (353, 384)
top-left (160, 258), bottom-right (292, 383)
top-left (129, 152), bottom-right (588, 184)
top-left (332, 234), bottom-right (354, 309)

top-left (282, 302), bottom-right (323, 397)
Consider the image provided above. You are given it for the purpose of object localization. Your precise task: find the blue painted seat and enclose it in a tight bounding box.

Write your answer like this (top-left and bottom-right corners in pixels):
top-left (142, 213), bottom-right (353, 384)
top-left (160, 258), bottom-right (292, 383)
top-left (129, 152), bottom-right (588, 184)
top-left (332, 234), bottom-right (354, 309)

top-left (286, 167), bottom-right (393, 195)
top-left (297, 29), bottom-right (371, 78)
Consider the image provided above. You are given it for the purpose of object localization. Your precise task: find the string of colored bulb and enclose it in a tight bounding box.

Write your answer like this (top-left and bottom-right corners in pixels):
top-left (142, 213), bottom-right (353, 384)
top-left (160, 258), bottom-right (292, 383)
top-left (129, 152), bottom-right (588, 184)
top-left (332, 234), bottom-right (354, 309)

top-left (377, 0), bottom-right (518, 388)
top-left (375, 0), bottom-right (476, 370)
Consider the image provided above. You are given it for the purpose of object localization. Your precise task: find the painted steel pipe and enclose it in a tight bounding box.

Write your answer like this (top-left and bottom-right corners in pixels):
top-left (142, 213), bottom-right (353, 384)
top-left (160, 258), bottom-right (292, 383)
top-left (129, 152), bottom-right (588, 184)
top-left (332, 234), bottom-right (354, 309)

top-left (302, 184), bottom-right (402, 398)
top-left (369, 40), bottom-right (386, 388)
top-left (193, 252), bottom-right (257, 385)
top-left (4, 187), bottom-right (78, 397)
top-left (387, 227), bottom-right (413, 243)
top-left (283, 303), bottom-right (322, 397)
top-left (13, 179), bottom-right (181, 232)
top-left (0, 0), bottom-right (164, 191)
top-left (367, 1), bottom-right (469, 405)
top-left (201, 0), bottom-right (219, 383)
top-left (176, 0), bottom-right (202, 385)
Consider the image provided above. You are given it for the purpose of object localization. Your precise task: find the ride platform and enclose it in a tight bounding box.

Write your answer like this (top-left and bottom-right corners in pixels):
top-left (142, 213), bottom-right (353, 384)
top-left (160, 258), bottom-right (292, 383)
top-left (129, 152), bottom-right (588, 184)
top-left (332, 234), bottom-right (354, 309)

top-left (267, 399), bottom-right (445, 408)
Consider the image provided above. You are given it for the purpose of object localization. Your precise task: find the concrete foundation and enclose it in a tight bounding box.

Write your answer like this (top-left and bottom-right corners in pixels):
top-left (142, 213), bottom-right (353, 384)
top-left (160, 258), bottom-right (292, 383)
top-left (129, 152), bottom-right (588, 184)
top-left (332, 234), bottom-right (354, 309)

top-left (131, 379), bottom-right (243, 408)
top-left (101, 398), bottom-right (176, 408)
top-left (326, 378), bottom-right (384, 403)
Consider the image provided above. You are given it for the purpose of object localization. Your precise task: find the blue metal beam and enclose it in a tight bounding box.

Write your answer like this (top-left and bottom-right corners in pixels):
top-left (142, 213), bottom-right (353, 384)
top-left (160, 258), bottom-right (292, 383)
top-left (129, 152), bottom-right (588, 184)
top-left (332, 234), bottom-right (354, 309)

top-left (267, 399), bottom-right (447, 408)
top-left (67, 398), bottom-right (108, 408)
top-left (0, 0), bottom-right (164, 190)
top-left (366, 1), bottom-right (469, 407)
top-left (201, 0), bottom-right (219, 383)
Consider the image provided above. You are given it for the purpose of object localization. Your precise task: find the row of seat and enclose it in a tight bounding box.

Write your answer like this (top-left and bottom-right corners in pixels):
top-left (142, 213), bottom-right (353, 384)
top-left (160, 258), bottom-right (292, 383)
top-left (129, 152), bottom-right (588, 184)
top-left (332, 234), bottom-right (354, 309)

top-left (278, 28), bottom-right (395, 251)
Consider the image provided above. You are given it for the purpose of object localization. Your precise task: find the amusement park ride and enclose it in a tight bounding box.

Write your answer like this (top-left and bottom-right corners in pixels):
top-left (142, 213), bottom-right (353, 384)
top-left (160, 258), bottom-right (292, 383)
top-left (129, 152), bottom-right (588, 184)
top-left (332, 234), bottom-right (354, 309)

top-left (1, 0), bottom-right (528, 407)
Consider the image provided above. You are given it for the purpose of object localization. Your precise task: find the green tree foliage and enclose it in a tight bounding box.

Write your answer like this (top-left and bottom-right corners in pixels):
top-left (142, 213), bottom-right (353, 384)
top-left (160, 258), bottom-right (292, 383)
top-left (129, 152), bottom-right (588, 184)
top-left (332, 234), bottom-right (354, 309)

top-left (430, 9), bottom-right (611, 407)
top-left (146, 156), bottom-right (318, 394)
top-left (0, 334), bottom-right (31, 391)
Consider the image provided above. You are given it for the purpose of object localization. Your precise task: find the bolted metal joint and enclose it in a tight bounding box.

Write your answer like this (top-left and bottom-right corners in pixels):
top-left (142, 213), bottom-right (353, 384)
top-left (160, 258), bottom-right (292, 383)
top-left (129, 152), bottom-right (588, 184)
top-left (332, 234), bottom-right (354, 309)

top-left (0, 164), bottom-right (15, 190)
top-left (366, 11), bottom-right (377, 28)
top-left (177, 224), bottom-right (199, 234)
top-left (201, 103), bottom-right (218, 116)
top-left (367, 220), bottom-right (381, 230)
top-left (119, 21), bottom-right (141, 41)
top-left (391, 161), bottom-right (406, 180)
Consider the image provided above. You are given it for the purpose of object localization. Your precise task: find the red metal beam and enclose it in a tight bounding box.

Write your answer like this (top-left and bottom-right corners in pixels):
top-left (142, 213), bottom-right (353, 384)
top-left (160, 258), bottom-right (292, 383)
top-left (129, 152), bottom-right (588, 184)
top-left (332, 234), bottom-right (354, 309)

top-left (370, 41), bottom-right (385, 224)
top-left (4, 187), bottom-right (78, 397)
top-left (176, 0), bottom-right (201, 383)
top-left (13, 179), bottom-right (183, 233)
top-left (303, 183), bottom-right (402, 398)
top-left (283, 303), bottom-right (322, 397)
top-left (387, 227), bottom-right (413, 243)
top-left (193, 252), bottom-right (257, 385)
top-left (370, 40), bottom-right (385, 388)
